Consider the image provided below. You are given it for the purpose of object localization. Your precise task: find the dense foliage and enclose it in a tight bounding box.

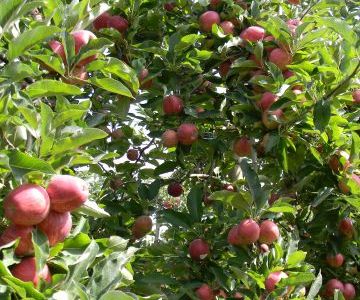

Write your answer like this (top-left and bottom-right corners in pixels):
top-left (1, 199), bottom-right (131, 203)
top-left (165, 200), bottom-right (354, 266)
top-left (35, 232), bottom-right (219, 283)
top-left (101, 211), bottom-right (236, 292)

top-left (0, 0), bottom-right (359, 299)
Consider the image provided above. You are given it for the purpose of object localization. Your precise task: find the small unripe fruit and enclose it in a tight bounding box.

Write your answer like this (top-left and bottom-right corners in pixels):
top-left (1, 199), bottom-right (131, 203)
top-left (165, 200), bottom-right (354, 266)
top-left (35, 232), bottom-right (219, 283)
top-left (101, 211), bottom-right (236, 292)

top-left (189, 239), bottom-right (210, 260)
top-left (259, 92), bottom-right (278, 111)
top-left (162, 129), bottom-right (178, 148)
top-left (167, 182), bottom-right (183, 197)
top-left (4, 184), bottom-right (50, 226)
top-left (196, 284), bottom-right (214, 300)
top-left (219, 61), bottom-right (231, 78)
top-left (199, 11), bottom-right (221, 32)
top-left (269, 48), bottom-right (292, 71)
top-left (353, 89), bottom-right (360, 103)
top-left (326, 253), bottom-right (344, 268)
top-left (47, 175), bottom-right (89, 213)
top-left (132, 216), bottom-right (152, 239)
top-left (240, 26), bottom-right (265, 42)
top-left (233, 137), bottom-right (251, 157)
top-left (343, 283), bottom-right (356, 300)
top-left (339, 218), bottom-right (354, 238)
top-left (265, 271), bottom-right (288, 292)
top-left (0, 225), bottom-right (33, 256)
top-left (259, 220), bottom-right (280, 244)
top-left (139, 68), bottom-right (153, 89)
top-left (163, 95), bottom-right (184, 115)
top-left (324, 279), bottom-right (344, 298)
top-left (38, 211), bottom-right (72, 246)
top-left (177, 123), bottom-right (199, 145)
top-left (228, 219), bottom-right (260, 245)
top-left (127, 149), bottom-right (139, 161)
top-left (11, 257), bottom-right (52, 286)
top-left (220, 21), bottom-right (235, 35)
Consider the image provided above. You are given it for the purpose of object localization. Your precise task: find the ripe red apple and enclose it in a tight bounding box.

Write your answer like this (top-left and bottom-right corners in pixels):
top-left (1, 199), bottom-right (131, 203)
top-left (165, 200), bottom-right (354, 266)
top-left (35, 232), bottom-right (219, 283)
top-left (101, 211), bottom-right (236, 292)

top-left (324, 279), bottom-right (344, 298)
top-left (199, 11), bottom-right (221, 32)
top-left (196, 284), bottom-right (214, 300)
top-left (228, 219), bottom-right (260, 245)
top-left (283, 70), bottom-right (294, 79)
top-left (108, 15), bottom-right (128, 34)
top-left (127, 149), bottom-right (139, 161)
top-left (167, 182), bottom-right (183, 197)
top-left (352, 89), bottom-right (360, 103)
top-left (339, 217), bottom-right (354, 238)
top-left (139, 68), bottom-right (153, 89)
top-left (162, 129), bottom-right (178, 148)
top-left (11, 257), bottom-right (51, 286)
top-left (268, 193), bottom-right (280, 205)
top-left (164, 2), bottom-right (176, 11)
top-left (0, 225), bottom-right (33, 256)
top-left (177, 123), bottom-right (199, 145)
top-left (38, 211), bottom-right (72, 246)
top-left (4, 184), bottom-right (50, 226)
top-left (233, 137), bottom-right (252, 157)
top-left (189, 238), bottom-right (210, 260)
top-left (326, 253), bottom-right (344, 268)
top-left (46, 175), bottom-right (89, 213)
top-left (264, 35), bottom-right (276, 53)
top-left (262, 109), bottom-right (283, 129)
top-left (71, 30), bottom-right (97, 66)
top-left (259, 92), bottom-right (278, 111)
top-left (259, 243), bottom-right (270, 253)
top-left (48, 40), bottom-right (66, 63)
top-left (288, 0), bottom-right (300, 4)
top-left (265, 271), bottom-right (288, 292)
top-left (219, 61), bottom-right (231, 78)
top-left (269, 48), bottom-right (292, 71)
top-left (132, 216), bottom-right (152, 239)
top-left (93, 12), bottom-right (111, 30)
top-left (163, 95), bottom-right (184, 115)
top-left (343, 283), bottom-right (356, 300)
top-left (240, 26), bottom-right (265, 42)
top-left (223, 184), bottom-right (236, 192)
top-left (220, 21), bottom-right (235, 35)
top-left (259, 220), bottom-right (280, 244)
top-left (339, 174), bottom-right (360, 194)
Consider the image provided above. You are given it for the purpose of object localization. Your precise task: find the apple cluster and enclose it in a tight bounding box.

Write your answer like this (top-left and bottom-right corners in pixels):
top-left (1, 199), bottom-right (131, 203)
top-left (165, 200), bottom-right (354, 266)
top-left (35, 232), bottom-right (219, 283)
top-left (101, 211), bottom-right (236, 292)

top-left (0, 175), bottom-right (88, 287)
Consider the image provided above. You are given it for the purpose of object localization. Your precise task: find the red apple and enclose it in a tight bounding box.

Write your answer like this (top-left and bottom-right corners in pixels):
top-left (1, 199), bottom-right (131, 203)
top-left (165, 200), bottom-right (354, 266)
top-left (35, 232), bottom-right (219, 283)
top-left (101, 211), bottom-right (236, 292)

top-left (93, 12), bottom-right (111, 30)
top-left (228, 219), bottom-right (260, 245)
top-left (127, 149), bottom-right (139, 161)
top-left (343, 283), bottom-right (356, 300)
top-left (46, 175), bottom-right (89, 213)
top-left (324, 279), bottom-right (344, 298)
top-left (189, 238), bottom-right (210, 260)
top-left (259, 92), bottom-right (278, 111)
top-left (177, 123), bottom-right (199, 145)
top-left (199, 11), bottom-right (221, 32)
top-left (108, 15), bottom-right (129, 34)
top-left (259, 243), bottom-right (270, 253)
top-left (283, 70), bottom-right (294, 79)
top-left (110, 177), bottom-right (123, 190)
top-left (111, 128), bottom-right (124, 140)
top-left (339, 218), bottom-right (354, 238)
top-left (326, 253), bottom-right (344, 268)
top-left (132, 216), bottom-right (152, 239)
top-left (167, 182), bottom-right (183, 197)
top-left (4, 184), bottom-right (50, 226)
top-left (164, 2), bottom-right (176, 11)
top-left (219, 61), bottom-right (232, 78)
top-left (0, 225), bottom-right (33, 256)
top-left (38, 211), bottom-right (72, 246)
top-left (269, 48), bottom-right (292, 71)
top-left (233, 137), bottom-right (252, 157)
top-left (288, 0), bottom-right (300, 4)
top-left (240, 26), bottom-right (265, 42)
top-left (259, 220), bottom-right (280, 244)
top-left (352, 89), bottom-right (360, 103)
top-left (220, 21), bottom-right (235, 35)
top-left (139, 68), bottom-right (153, 89)
top-left (71, 30), bottom-right (97, 66)
top-left (196, 284), bottom-right (214, 300)
top-left (223, 184), bottom-right (236, 192)
top-left (287, 19), bottom-right (302, 27)
top-left (210, 0), bottom-right (221, 8)
top-left (262, 109), bottom-right (283, 129)
top-left (11, 257), bottom-right (52, 286)
top-left (163, 95), bottom-right (184, 115)
top-left (48, 40), bottom-right (66, 63)
top-left (162, 129), bottom-right (178, 148)
top-left (265, 271), bottom-right (288, 292)
top-left (268, 193), bottom-right (280, 205)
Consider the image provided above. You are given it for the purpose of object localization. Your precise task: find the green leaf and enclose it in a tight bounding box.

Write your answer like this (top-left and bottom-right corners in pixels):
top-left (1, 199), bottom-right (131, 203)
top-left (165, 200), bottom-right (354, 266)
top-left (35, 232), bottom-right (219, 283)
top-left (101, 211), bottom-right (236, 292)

top-left (286, 251), bottom-right (307, 267)
top-left (161, 210), bottom-right (192, 228)
top-left (306, 271), bottom-right (322, 300)
top-left (75, 201), bottom-right (110, 218)
top-left (314, 100), bottom-right (330, 132)
top-left (267, 202), bottom-right (296, 215)
top-left (311, 187), bottom-right (334, 207)
top-left (154, 161), bottom-right (177, 176)
top-left (32, 229), bottom-right (49, 275)
top-left (2, 276), bottom-right (46, 299)
top-left (8, 25), bottom-right (62, 60)
top-left (186, 186), bottom-right (203, 222)
top-left (53, 109), bottom-right (87, 128)
top-left (90, 77), bottom-right (134, 98)
top-left (40, 102), bottom-right (54, 157)
top-left (209, 190), bottom-right (251, 212)
top-left (0, 0), bottom-right (22, 27)
top-left (279, 272), bottom-right (315, 287)
top-left (26, 80), bottom-right (82, 98)
top-left (0, 62), bottom-right (38, 82)
top-left (100, 291), bottom-right (134, 300)
top-left (319, 17), bottom-right (357, 44)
